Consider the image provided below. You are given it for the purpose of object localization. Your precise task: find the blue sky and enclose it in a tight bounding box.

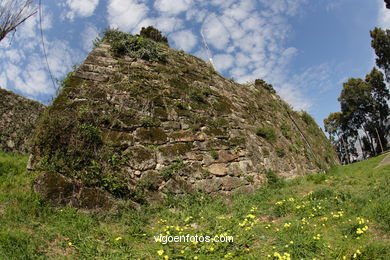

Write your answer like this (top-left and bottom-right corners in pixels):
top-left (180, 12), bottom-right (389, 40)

top-left (0, 0), bottom-right (389, 129)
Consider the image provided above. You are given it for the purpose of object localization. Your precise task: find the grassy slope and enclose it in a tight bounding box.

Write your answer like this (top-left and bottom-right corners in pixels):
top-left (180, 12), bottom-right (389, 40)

top-left (0, 151), bottom-right (389, 259)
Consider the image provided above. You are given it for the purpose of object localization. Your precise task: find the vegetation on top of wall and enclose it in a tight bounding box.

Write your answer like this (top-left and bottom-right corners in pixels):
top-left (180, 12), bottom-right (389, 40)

top-left (102, 29), bottom-right (167, 62)
top-left (140, 26), bottom-right (169, 46)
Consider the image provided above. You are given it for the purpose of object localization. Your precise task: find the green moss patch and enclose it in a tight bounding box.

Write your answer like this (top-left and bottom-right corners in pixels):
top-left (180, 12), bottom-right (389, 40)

top-left (159, 143), bottom-right (192, 157)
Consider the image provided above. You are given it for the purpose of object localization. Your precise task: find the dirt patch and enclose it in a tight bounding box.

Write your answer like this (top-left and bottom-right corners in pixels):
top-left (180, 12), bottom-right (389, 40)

top-left (376, 152), bottom-right (390, 168)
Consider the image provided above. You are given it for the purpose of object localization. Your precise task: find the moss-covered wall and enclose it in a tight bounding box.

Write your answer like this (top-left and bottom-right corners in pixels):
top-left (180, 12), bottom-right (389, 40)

top-left (29, 30), bottom-right (339, 208)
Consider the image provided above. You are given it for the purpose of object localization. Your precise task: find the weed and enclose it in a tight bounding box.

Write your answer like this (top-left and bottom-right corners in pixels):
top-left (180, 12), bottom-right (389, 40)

top-left (256, 126), bottom-right (277, 142)
top-left (160, 159), bottom-right (184, 181)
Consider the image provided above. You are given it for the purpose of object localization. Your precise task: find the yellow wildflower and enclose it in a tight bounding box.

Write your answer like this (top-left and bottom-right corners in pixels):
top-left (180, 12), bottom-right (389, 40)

top-left (246, 214), bottom-right (256, 219)
top-left (283, 222), bottom-right (291, 228)
top-left (157, 250), bottom-right (164, 256)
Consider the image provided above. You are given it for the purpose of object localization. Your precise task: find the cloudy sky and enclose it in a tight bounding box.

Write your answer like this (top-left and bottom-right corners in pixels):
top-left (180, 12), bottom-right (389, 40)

top-left (0, 0), bottom-right (389, 128)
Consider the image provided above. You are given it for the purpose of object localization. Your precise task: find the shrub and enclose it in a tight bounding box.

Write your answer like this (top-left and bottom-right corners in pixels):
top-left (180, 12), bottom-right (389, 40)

top-left (256, 126), bottom-right (277, 142)
top-left (140, 26), bottom-right (169, 45)
top-left (254, 79), bottom-right (276, 93)
top-left (265, 170), bottom-right (284, 188)
top-left (301, 111), bottom-right (316, 125)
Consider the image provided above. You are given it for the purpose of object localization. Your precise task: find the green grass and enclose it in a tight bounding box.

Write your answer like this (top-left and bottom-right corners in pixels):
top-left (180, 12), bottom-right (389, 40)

top-left (0, 150), bottom-right (389, 259)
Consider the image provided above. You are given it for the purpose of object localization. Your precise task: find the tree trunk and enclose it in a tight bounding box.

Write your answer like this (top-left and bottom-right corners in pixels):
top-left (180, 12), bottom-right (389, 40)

top-left (363, 126), bottom-right (376, 156)
top-left (375, 127), bottom-right (384, 153)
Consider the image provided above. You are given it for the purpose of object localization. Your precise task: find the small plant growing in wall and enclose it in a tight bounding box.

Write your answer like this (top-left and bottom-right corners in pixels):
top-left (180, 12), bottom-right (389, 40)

top-left (160, 159), bottom-right (184, 181)
top-left (276, 148), bottom-right (286, 158)
top-left (256, 126), bottom-right (277, 142)
top-left (246, 175), bottom-right (254, 184)
top-left (141, 116), bottom-right (161, 127)
top-left (280, 122), bottom-right (291, 139)
top-left (209, 150), bottom-right (219, 160)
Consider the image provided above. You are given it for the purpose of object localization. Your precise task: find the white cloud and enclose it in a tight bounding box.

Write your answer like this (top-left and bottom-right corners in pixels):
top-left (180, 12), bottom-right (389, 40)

top-left (154, 0), bottom-right (192, 15)
top-left (214, 54), bottom-right (234, 72)
top-left (138, 16), bottom-right (184, 34)
top-left (186, 9), bottom-right (208, 23)
top-left (46, 40), bottom-right (81, 78)
top-left (223, 0), bottom-right (256, 21)
top-left (378, 0), bottom-right (390, 28)
top-left (0, 73), bottom-right (7, 89)
top-left (203, 15), bottom-right (230, 50)
top-left (107, 0), bottom-right (149, 33)
top-left (0, 10), bottom-right (81, 97)
top-left (155, 17), bottom-right (183, 33)
top-left (13, 60), bottom-right (54, 96)
top-left (277, 82), bottom-right (312, 111)
top-left (171, 30), bottom-right (198, 52)
top-left (209, 0), bottom-right (235, 9)
top-left (82, 24), bottom-right (99, 52)
top-left (65, 0), bottom-right (99, 20)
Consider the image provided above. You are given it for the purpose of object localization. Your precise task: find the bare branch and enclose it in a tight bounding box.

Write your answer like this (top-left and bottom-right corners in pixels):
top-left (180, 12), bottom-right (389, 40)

top-left (0, 0), bottom-right (37, 42)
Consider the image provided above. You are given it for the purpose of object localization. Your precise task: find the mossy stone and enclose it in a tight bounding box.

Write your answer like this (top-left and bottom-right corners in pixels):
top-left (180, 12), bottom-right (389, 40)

top-left (135, 127), bottom-right (167, 144)
top-left (124, 145), bottom-right (156, 170)
top-left (159, 143), bottom-right (192, 157)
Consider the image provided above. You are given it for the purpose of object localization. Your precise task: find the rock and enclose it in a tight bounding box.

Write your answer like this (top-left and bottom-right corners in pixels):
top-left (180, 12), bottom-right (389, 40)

top-left (33, 172), bottom-right (114, 210)
top-left (208, 163), bottom-right (228, 176)
top-left (26, 154), bottom-right (35, 171)
top-left (6, 140), bottom-right (15, 149)
top-left (195, 179), bottom-right (222, 193)
top-left (220, 176), bottom-right (246, 191)
top-left (158, 143), bottom-right (192, 160)
top-left (160, 178), bottom-right (193, 194)
top-left (140, 171), bottom-right (163, 190)
top-left (33, 172), bottom-right (76, 206)
top-left (78, 187), bottom-right (113, 210)
top-left (161, 121), bottom-right (181, 130)
top-left (239, 160), bottom-right (254, 172)
top-left (135, 127), bottom-right (167, 145)
top-left (228, 162), bottom-right (244, 177)
top-left (216, 150), bottom-right (239, 163)
top-left (124, 145), bottom-right (156, 171)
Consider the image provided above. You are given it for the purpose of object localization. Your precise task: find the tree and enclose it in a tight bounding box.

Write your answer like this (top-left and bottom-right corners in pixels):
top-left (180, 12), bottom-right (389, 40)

top-left (330, 72), bottom-right (389, 157)
top-left (365, 67), bottom-right (390, 153)
top-left (370, 27), bottom-right (390, 82)
top-left (324, 112), bottom-right (348, 163)
top-left (385, 0), bottom-right (390, 9)
top-left (0, 0), bottom-right (36, 43)
top-left (338, 78), bottom-right (372, 132)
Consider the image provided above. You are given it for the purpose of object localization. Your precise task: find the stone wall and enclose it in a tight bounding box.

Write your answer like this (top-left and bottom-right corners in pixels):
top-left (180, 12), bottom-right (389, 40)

top-left (29, 31), bottom-right (339, 208)
top-left (0, 88), bottom-right (45, 154)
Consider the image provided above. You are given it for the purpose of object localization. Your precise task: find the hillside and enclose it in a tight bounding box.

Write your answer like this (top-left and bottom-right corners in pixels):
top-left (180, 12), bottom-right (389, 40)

top-left (0, 151), bottom-right (388, 259)
top-left (28, 29), bottom-right (338, 207)
top-left (0, 88), bottom-right (45, 154)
